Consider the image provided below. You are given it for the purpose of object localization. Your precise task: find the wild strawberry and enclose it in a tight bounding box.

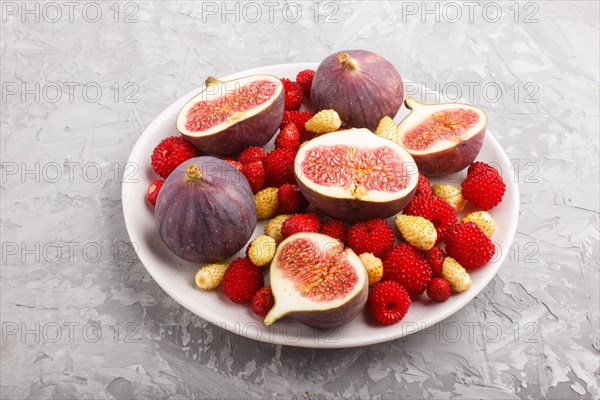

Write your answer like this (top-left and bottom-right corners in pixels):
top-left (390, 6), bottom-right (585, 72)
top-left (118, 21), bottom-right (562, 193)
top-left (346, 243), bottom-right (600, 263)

top-left (468, 161), bottom-right (500, 176)
top-left (319, 219), bottom-right (348, 246)
top-left (241, 161), bottom-right (265, 194)
top-left (281, 213), bottom-right (321, 238)
top-left (461, 169), bottom-right (506, 210)
top-left (368, 281), bottom-right (411, 325)
top-left (195, 263), bottom-right (228, 290)
top-left (426, 245), bottom-right (445, 277)
top-left (151, 136), bottom-right (198, 178)
top-left (359, 253), bottom-right (383, 286)
top-left (415, 174), bottom-right (432, 197)
top-left (296, 69), bottom-right (315, 97)
top-left (431, 184), bottom-right (465, 212)
top-left (281, 78), bottom-right (304, 111)
top-left (383, 243), bottom-right (432, 297)
top-left (223, 159), bottom-right (243, 170)
top-left (147, 179), bottom-right (164, 206)
top-left (250, 287), bottom-right (275, 317)
top-left (305, 109), bottom-right (342, 134)
top-left (395, 215), bottom-right (437, 251)
top-left (275, 123), bottom-right (300, 151)
top-left (254, 187), bottom-right (279, 220)
top-left (347, 219), bottom-right (395, 259)
top-left (442, 257), bottom-right (472, 292)
top-left (461, 211), bottom-right (495, 237)
top-left (247, 235), bottom-right (277, 267)
top-left (374, 116), bottom-right (399, 142)
top-left (445, 222), bottom-right (495, 270)
top-left (277, 183), bottom-right (308, 214)
top-left (404, 194), bottom-right (457, 241)
top-left (281, 111), bottom-right (315, 143)
top-left (427, 278), bottom-right (451, 302)
top-left (238, 146), bottom-right (265, 165)
top-left (222, 258), bottom-right (263, 303)
top-left (264, 214), bottom-right (293, 244)
top-left (263, 148), bottom-right (297, 187)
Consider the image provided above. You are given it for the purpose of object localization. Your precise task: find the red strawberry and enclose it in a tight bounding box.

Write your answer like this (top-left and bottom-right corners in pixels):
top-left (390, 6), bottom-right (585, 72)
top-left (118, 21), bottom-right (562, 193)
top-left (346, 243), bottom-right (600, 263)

top-left (445, 222), bottom-right (495, 270)
top-left (263, 148), bottom-right (297, 187)
top-left (347, 219), bottom-right (395, 259)
top-left (319, 220), bottom-right (348, 246)
top-left (468, 161), bottom-right (500, 176)
top-left (367, 281), bottom-right (411, 325)
top-left (222, 257), bottom-right (263, 304)
top-left (277, 183), bottom-right (308, 214)
top-left (281, 78), bottom-right (304, 111)
top-left (383, 243), bottom-right (432, 297)
top-left (296, 69), bottom-right (315, 97)
top-left (415, 173), bottom-right (432, 197)
top-left (281, 213), bottom-right (321, 238)
top-left (151, 136), bottom-right (198, 178)
top-left (426, 245), bottom-right (445, 277)
top-left (147, 180), bottom-right (164, 206)
top-left (241, 161), bottom-right (265, 194)
top-left (427, 278), bottom-right (451, 302)
top-left (250, 287), bottom-right (275, 317)
top-left (238, 146), bottom-right (265, 165)
top-left (404, 195), bottom-right (457, 241)
top-left (223, 158), bottom-right (243, 170)
top-left (281, 111), bottom-right (315, 143)
top-left (461, 169), bottom-right (506, 210)
top-left (275, 123), bottom-right (300, 151)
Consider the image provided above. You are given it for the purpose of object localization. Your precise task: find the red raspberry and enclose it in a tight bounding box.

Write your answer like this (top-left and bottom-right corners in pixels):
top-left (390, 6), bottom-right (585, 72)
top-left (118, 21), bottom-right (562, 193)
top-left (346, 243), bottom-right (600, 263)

top-left (151, 136), bottom-right (198, 178)
top-left (277, 183), bottom-right (308, 214)
top-left (468, 161), bottom-right (500, 176)
top-left (146, 179), bottom-right (164, 206)
top-left (415, 173), bottom-right (432, 197)
top-left (383, 243), bottom-right (432, 297)
top-left (275, 123), bottom-right (300, 151)
top-left (296, 69), bottom-right (315, 97)
top-left (250, 287), bottom-right (275, 317)
top-left (263, 148), bottom-right (297, 187)
top-left (427, 278), bottom-right (451, 302)
top-left (404, 195), bottom-right (457, 241)
top-left (445, 222), bottom-right (495, 270)
top-left (426, 245), bottom-right (445, 277)
top-left (223, 158), bottom-right (243, 170)
top-left (222, 258), bottom-right (263, 304)
top-left (367, 281), bottom-right (411, 325)
top-left (319, 220), bottom-right (348, 246)
top-left (461, 170), bottom-right (506, 210)
top-left (238, 146), bottom-right (265, 165)
top-left (281, 213), bottom-right (321, 238)
top-left (281, 111), bottom-right (315, 143)
top-left (347, 219), bottom-right (395, 259)
top-left (281, 78), bottom-right (304, 111)
top-left (240, 161), bottom-right (265, 194)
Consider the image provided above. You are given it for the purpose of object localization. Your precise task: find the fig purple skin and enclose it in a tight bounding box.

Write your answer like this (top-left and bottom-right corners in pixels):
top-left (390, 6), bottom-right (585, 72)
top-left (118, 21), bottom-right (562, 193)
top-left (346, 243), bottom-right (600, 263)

top-left (310, 50), bottom-right (404, 131)
top-left (155, 157), bottom-right (257, 263)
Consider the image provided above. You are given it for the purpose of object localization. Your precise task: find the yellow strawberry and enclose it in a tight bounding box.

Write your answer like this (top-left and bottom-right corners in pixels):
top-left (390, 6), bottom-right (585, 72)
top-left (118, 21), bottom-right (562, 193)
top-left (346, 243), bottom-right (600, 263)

top-left (195, 263), bottom-right (228, 290)
top-left (305, 109), bottom-right (342, 133)
top-left (248, 235), bottom-right (277, 267)
top-left (264, 214), bottom-right (293, 244)
top-left (374, 116), bottom-right (399, 142)
top-left (254, 187), bottom-right (279, 219)
top-left (431, 184), bottom-right (465, 212)
top-left (442, 257), bottom-right (472, 292)
top-left (395, 214), bottom-right (437, 251)
top-left (461, 211), bottom-right (495, 237)
top-left (359, 252), bottom-right (383, 286)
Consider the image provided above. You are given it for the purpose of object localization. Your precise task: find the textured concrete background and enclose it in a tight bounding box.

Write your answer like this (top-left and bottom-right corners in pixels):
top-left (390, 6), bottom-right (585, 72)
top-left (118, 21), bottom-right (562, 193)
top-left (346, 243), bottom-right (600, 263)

top-left (1, 1), bottom-right (599, 399)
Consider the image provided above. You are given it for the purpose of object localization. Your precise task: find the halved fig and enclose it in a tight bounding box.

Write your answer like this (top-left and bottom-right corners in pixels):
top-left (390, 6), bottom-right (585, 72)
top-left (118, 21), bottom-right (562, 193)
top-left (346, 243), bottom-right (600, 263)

top-left (176, 75), bottom-right (284, 156)
top-left (295, 128), bottom-right (419, 221)
top-left (397, 97), bottom-right (487, 177)
top-left (264, 232), bottom-right (368, 329)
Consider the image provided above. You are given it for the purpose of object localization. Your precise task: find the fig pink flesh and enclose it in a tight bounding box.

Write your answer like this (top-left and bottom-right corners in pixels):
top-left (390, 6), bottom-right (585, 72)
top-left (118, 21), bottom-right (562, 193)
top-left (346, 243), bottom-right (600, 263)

top-left (403, 108), bottom-right (480, 151)
top-left (278, 237), bottom-right (358, 302)
top-left (301, 145), bottom-right (410, 193)
top-left (185, 80), bottom-right (278, 132)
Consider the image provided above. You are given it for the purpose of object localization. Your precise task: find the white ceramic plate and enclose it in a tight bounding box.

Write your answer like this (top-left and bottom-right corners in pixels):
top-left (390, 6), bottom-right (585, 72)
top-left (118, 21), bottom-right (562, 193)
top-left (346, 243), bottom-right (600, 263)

top-left (122, 63), bottom-right (519, 348)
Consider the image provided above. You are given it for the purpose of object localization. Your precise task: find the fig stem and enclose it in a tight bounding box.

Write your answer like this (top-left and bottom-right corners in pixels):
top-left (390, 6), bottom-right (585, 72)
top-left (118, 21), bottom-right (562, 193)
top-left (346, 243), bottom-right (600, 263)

top-left (205, 76), bottom-right (222, 87)
top-left (337, 52), bottom-right (357, 71)
top-left (404, 97), bottom-right (422, 110)
top-left (185, 164), bottom-right (203, 181)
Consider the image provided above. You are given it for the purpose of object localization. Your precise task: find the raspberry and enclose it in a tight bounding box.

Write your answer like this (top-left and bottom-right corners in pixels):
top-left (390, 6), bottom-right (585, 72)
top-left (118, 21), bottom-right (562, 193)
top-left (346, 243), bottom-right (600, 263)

top-left (383, 243), bottom-right (432, 297)
top-left (222, 257), bottom-right (263, 303)
top-left (296, 69), bottom-right (315, 97)
top-left (319, 219), bottom-right (348, 246)
top-left (223, 159), bottom-right (243, 170)
top-left (415, 173), bottom-right (432, 197)
top-left (426, 245), bottom-right (445, 277)
top-left (151, 136), bottom-right (198, 178)
top-left (305, 109), bottom-right (342, 134)
top-left (275, 123), bottom-right (300, 151)
top-left (403, 195), bottom-right (457, 242)
top-left (395, 215), bottom-right (437, 251)
top-left (445, 222), bottom-right (495, 270)
top-left (281, 78), bottom-right (304, 111)
top-left (250, 287), bottom-right (275, 317)
top-left (277, 183), bottom-right (308, 214)
top-left (347, 219), bottom-right (395, 259)
top-left (238, 146), bottom-right (265, 165)
top-left (367, 281), bottom-right (411, 325)
top-left (281, 111), bottom-right (315, 143)
top-left (240, 161), bottom-right (265, 194)
top-left (427, 278), bottom-right (451, 302)
top-left (263, 148), bottom-right (297, 187)
top-left (281, 213), bottom-right (321, 238)
top-left (468, 161), bottom-right (500, 176)
top-left (147, 179), bottom-right (164, 206)
top-left (461, 170), bottom-right (506, 210)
